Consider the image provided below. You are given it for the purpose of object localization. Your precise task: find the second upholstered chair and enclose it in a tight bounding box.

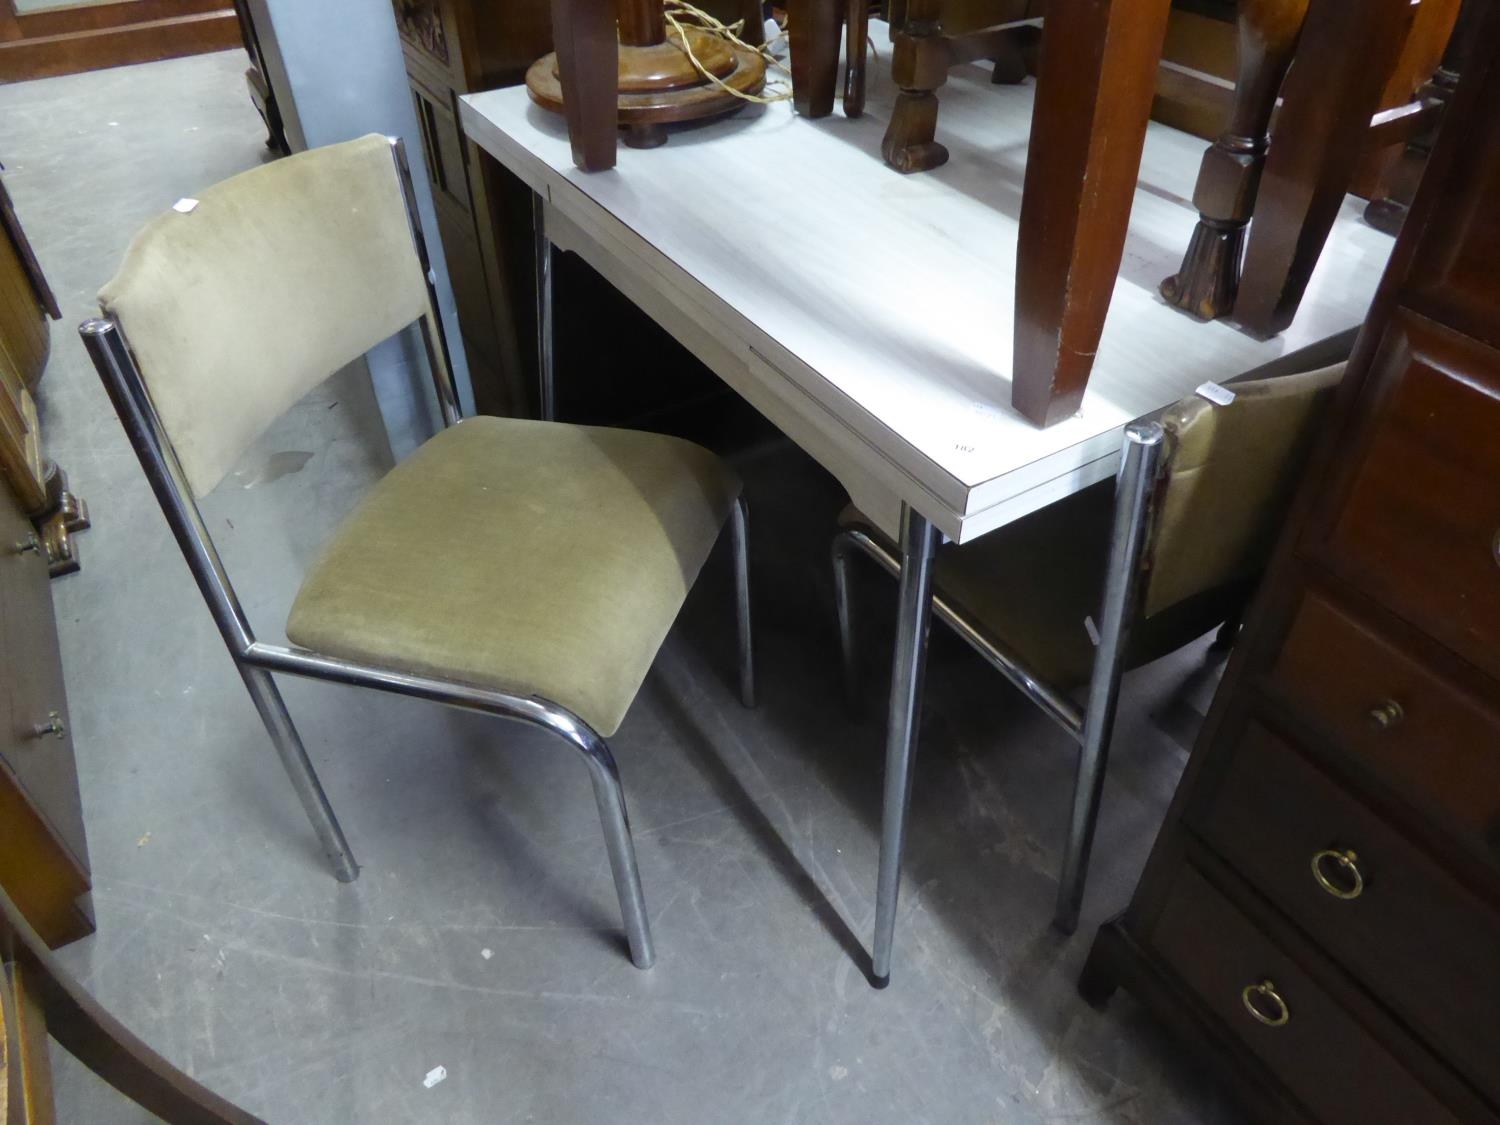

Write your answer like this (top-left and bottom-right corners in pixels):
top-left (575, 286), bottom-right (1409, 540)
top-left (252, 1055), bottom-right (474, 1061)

top-left (834, 358), bottom-right (1345, 934)
top-left (79, 134), bottom-right (754, 970)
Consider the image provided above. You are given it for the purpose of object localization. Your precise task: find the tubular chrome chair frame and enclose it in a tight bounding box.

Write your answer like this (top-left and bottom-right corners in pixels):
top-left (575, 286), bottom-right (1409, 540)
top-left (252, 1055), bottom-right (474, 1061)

top-left (79, 138), bottom-right (754, 971)
top-left (833, 422), bottom-right (1165, 941)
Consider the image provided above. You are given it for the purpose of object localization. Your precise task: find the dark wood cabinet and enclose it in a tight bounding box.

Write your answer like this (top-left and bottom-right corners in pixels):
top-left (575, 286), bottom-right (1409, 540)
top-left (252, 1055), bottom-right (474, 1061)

top-left (392, 0), bottom-right (543, 418)
top-left (1082, 7), bottom-right (1500, 1122)
top-left (0, 481), bottom-right (91, 949)
top-left (1, 164), bottom-right (91, 951)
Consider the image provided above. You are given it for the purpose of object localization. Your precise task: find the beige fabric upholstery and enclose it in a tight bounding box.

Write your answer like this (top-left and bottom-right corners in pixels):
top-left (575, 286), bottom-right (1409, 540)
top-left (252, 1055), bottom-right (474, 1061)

top-left (98, 134), bottom-right (429, 497)
top-left (1144, 362), bottom-right (1346, 617)
top-left (841, 360), bottom-right (1345, 690)
top-left (287, 417), bottom-right (740, 737)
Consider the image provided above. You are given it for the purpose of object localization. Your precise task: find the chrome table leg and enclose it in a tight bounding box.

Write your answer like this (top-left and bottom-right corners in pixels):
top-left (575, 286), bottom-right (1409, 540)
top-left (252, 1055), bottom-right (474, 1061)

top-left (1053, 422), bottom-right (1164, 935)
top-left (831, 530), bottom-right (860, 711)
top-left (870, 503), bottom-right (939, 987)
top-left (731, 494), bottom-right (756, 708)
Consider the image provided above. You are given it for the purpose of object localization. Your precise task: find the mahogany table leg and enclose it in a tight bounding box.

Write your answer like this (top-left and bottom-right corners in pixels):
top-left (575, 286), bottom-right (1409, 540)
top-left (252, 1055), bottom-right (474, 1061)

top-left (1234, 0), bottom-right (1411, 338)
top-left (551, 0), bottom-right (619, 171)
top-left (844, 0), bottom-right (870, 117)
top-left (741, 0), bottom-right (766, 46)
top-left (989, 29), bottom-right (1029, 85)
top-left (881, 0), bottom-right (951, 172)
top-left (790, 0), bottom-right (844, 119)
top-left (1160, 0), bottom-right (1309, 321)
top-left (1011, 0), bottom-right (1173, 427)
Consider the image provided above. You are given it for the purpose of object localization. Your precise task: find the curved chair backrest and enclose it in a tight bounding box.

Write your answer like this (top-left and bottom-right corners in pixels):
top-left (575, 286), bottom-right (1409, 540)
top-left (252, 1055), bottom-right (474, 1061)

top-left (1142, 360), bottom-right (1346, 619)
top-left (97, 134), bottom-right (437, 498)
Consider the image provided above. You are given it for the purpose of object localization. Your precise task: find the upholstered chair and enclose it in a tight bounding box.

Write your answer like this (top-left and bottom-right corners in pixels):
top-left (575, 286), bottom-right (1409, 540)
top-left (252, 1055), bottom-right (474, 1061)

top-left (80, 134), bottom-right (755, 971)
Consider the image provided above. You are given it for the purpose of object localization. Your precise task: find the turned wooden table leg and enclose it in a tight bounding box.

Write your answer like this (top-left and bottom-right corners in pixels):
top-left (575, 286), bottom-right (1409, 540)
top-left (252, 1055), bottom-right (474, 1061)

top-left (1011, 0), bottom-right (1173, 427)
top-left (881, 0), bottom-right (951, 172)
top-left (791, 0), bottom-right (844, 119)
top-left (1234, 0), bottom-right (1411, 337)
top-left (1161, 0), bottom-right (1309, 321)
top-left (551, 0), bottom-right (619, 171)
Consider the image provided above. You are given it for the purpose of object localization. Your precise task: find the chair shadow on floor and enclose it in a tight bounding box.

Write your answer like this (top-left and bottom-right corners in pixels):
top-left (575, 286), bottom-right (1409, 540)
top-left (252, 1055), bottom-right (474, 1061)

top-left (449, 710), bottom-right (633, 962)
top-left (669, 436), bottom-right (1241, 1119)
top-left (644, 668), bottom-right (873, 977)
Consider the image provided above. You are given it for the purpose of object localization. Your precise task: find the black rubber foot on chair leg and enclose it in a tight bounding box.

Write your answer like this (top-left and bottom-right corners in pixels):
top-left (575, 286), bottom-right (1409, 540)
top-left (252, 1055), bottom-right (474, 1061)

top-left (870, 972), bottom-right (890, 990)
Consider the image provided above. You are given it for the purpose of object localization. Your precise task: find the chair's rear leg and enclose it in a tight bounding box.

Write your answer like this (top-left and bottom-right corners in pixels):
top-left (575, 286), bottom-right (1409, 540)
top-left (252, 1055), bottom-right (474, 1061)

top-left (580, 744), bottom-right (655, 969)
top-left (831, 531), bottom-right (860, 712)
top-left (239, 665), bottom-right (359, 883)
top-left (730, 495), bottom-right (756, 709)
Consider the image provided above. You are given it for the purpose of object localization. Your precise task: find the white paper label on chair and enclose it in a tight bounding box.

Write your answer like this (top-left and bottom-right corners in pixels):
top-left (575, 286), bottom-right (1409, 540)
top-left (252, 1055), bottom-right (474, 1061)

top-left (1195, 381), bottom-right (1236, 406)
top-left (423, 1066), bottom-right (447, 1089)
top-left (1084, 615), bottom-right (1101, 646)
top-left (173, 198), bottom-right (199, 214)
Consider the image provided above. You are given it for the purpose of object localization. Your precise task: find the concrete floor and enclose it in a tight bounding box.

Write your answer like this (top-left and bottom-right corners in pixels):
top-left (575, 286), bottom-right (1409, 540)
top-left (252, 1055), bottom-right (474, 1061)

top-left (2, 50), bottom-right (1241, 1124)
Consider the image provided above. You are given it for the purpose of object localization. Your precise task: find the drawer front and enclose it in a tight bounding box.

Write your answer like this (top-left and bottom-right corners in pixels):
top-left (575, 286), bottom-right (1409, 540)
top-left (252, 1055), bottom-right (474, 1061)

top-left (1191, 722), bottom-right (1500, 1105)
top-left (1270, 591), bottom-right (1500, 867)
top-left (1316, 315), bottom-right (1500, 680)
top-left (0, 490), bottom-right (87, 870)
top-left (1154, 863), bottom-right (1463, 1125)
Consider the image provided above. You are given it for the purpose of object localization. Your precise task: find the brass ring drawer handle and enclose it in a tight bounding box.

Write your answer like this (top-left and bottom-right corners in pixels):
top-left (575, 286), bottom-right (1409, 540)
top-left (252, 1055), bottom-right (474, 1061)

top-left (1242, 980), bottom-right (1289, 1027)
top-left (1311, 848), bottom-right (1365, 899)
top-left (1367, 700), bottom-right (1404, 730)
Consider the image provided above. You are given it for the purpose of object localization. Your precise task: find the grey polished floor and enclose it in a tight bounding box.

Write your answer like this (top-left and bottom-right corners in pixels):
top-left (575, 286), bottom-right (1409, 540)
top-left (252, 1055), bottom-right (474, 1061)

top-left (2, 49), bottom-right (1240, 1125)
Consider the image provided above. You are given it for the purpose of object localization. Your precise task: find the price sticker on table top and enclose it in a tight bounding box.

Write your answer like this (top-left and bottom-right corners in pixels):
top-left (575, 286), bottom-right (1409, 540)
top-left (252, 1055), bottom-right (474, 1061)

top-left (1195, 382), bottom-right (1236, 406)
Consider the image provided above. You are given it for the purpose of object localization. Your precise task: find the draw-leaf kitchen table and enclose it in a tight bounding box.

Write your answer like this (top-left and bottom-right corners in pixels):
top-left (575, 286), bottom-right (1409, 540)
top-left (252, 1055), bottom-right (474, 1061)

top-left (458, 27), bottom-right (1390, 986)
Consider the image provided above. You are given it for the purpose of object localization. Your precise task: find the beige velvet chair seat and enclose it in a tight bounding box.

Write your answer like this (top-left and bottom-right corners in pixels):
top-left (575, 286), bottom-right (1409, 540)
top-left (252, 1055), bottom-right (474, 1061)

top-left (288, 416), bottom-right (740, 737)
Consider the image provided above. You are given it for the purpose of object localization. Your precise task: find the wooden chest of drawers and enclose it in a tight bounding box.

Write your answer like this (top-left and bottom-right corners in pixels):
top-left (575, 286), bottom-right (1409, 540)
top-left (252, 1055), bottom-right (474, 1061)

top-left (1082, 14), bottom-right (1500, 1124)
top-left (0, 480), bottom-right (91, 947)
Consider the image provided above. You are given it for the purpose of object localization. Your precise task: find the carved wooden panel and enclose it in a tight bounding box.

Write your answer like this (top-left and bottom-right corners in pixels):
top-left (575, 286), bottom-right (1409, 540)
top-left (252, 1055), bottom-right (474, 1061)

top-left (392, 0), bottom-right (450, 66)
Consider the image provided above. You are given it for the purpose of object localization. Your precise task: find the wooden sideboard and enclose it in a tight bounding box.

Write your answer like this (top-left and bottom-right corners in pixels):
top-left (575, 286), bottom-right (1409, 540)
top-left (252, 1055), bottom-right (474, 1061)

top-left (1081, 4), bottom-right (1500, 1122)
top-left (0, 169), bottom-right (93, 950)
top-left (391, 0), bottom-right (544, 417)
top-left (0, 481), bottom-right (91, 949)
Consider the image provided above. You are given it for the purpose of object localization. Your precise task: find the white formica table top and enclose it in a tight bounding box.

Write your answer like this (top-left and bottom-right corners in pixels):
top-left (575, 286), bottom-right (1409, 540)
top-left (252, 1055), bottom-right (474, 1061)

top-left (459, 25), bottom-right (1390, 543)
